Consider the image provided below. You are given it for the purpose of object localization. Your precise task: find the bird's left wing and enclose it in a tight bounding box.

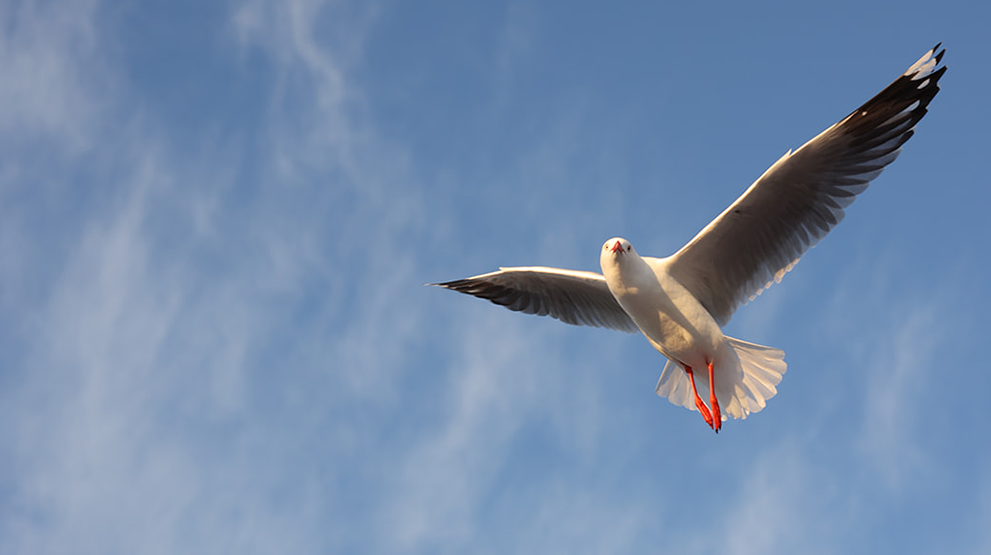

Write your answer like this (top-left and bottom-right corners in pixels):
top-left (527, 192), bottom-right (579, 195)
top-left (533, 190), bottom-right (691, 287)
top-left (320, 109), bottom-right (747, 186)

top-left (666, 45), bottom-right (946, 326)
top-left (432, 266), bottom-right (639, 333)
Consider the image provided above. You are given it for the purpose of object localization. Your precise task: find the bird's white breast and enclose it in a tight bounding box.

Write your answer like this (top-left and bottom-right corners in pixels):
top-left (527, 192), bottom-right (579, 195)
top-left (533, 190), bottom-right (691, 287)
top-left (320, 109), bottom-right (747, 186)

top-left (603, 255), bottom-right (725, 368)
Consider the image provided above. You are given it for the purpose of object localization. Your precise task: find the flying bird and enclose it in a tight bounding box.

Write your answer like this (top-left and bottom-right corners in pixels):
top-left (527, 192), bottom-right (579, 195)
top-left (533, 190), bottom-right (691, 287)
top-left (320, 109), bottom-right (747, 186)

top-left (433, 45), bottom-right (946, 432)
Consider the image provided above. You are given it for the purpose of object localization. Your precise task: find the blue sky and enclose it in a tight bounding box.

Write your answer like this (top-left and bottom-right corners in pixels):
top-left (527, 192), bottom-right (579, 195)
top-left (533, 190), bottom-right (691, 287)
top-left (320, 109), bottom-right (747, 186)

top-left (1, 1), bottom-right (989, 553)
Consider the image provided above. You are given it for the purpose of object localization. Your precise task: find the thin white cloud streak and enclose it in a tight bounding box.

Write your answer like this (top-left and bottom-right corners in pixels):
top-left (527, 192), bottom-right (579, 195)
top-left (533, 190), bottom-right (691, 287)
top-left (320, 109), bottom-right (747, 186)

top-left (0, 0), bottom-right (115, 316)
top-left (0, 0), bottom-right (107, 153)
top-left (228, 0), bottom-right (435, 396)
top-left (230, 0), bottom-right (382, 186)
top-left (855, 300), bottom-right (941, 488)
top-left (718, 444), bottom-right (818, 555)
top-left (384, 314), bottom-right (546, 548)
top-left (821, 251), bottom-right (960, 491)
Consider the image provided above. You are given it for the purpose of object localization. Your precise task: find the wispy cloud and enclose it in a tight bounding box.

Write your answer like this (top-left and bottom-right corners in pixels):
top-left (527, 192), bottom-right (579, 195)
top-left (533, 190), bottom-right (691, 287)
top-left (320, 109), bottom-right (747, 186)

top-left (384, 314), bottom-right (545, 548)
top-left (0, 0), bottom-right (108, 153)
top-left (0, 1), bottom-right (428, 553)
top-left (855, 299), bottom-right (942, 488)
top-left (821, 250), bottom-right (959, 491)
top-left (717, 443), bottom-right (817, 555)
top-left (230, 0), bottom-right (380, 184)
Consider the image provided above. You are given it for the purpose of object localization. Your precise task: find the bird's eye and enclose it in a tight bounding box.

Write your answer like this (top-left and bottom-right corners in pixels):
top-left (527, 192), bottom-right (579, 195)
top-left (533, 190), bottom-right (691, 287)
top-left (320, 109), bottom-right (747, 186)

top-left (626, 245), bottom-right (632, 251)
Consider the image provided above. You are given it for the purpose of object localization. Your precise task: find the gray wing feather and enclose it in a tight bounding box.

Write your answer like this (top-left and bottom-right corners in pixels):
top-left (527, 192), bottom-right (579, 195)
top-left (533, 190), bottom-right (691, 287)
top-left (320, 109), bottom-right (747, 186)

top-left (667, 45), bottom-right (946, 326)
top-left (432, 266), bottom-right (639, 333)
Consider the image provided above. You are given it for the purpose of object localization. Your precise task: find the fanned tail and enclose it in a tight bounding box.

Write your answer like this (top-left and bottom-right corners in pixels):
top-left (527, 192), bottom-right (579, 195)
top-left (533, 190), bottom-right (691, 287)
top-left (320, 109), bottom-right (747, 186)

top-left (655, 337), bottom-right (787, 420)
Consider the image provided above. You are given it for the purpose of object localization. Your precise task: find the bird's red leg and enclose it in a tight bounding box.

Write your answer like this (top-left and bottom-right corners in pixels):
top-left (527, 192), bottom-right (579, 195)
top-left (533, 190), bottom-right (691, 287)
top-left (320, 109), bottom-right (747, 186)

top-left (708, 360), bottom-right (721, 433)
top-left (685, 366), bottom-right (713, 428)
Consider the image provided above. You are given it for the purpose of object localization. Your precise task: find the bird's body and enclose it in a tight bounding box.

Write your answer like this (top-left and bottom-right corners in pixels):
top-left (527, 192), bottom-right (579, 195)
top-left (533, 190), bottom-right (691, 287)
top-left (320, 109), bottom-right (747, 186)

top-left (433, 45), bottom-right (946, 432)
top-left (600, 238), bottom-right (786, 430)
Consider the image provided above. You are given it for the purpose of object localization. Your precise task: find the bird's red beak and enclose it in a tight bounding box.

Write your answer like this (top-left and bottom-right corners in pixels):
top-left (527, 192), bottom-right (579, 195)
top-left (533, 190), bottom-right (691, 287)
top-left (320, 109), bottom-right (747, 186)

top-left (611, 241), bottom-right (623, 253)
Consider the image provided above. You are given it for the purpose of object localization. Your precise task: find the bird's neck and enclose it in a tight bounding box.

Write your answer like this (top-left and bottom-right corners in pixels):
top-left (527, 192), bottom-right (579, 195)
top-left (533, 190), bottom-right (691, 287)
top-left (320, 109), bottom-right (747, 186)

top-left (603, 254), bottom-right (653, 294)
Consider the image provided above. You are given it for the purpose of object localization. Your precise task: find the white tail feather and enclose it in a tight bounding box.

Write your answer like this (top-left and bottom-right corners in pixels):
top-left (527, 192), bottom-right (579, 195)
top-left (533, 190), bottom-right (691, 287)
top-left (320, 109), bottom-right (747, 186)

top-left (655, 337), bottom-right (787, 420)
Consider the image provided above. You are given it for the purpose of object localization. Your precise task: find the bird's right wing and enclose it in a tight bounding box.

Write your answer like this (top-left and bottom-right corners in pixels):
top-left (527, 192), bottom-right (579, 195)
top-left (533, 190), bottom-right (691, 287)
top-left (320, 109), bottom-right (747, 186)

top-left (665, 45), bottom-right (946, 326)
top-left (432, 266), bottom-right (639, 333)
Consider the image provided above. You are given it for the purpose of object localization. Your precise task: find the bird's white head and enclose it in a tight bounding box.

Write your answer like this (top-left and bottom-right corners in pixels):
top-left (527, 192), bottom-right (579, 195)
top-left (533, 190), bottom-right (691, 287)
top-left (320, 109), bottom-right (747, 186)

top-left (600, 237), bottom-right (637, 270)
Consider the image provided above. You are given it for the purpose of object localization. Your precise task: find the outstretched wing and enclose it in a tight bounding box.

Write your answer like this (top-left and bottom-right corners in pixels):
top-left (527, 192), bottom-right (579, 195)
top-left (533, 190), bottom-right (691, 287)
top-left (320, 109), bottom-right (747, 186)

top-left (432, 266), bottom-right (639, 333)
top-left (666, 45), bottom-right (946, 326)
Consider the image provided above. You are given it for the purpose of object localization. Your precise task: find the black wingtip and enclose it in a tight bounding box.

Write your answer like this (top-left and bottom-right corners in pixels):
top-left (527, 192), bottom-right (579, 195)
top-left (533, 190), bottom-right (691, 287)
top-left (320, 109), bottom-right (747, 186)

top-left (932, 42), bottom-right (946, 65)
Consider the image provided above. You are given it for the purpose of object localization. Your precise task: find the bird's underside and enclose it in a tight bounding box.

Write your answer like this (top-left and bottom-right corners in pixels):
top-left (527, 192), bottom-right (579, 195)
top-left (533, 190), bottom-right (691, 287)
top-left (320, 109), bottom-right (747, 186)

top-left (433, 45), bottom-right (946, 432)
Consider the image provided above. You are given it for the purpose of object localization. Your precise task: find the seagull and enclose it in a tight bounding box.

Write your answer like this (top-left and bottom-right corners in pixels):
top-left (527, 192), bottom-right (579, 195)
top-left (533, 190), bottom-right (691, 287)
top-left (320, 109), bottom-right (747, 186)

top-left (432, 45), bottom-right (946, 432)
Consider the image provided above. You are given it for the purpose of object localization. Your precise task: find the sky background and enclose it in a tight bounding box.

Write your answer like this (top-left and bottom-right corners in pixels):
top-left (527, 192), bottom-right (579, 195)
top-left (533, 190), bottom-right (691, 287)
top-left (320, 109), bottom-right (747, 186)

top-left (1, 1), bottom-right (989, 553)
